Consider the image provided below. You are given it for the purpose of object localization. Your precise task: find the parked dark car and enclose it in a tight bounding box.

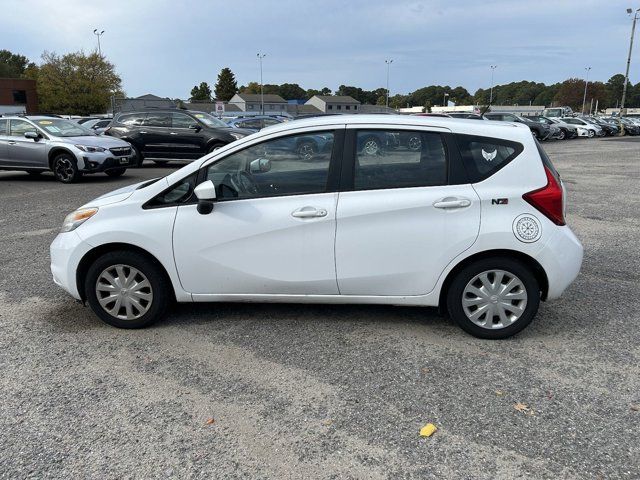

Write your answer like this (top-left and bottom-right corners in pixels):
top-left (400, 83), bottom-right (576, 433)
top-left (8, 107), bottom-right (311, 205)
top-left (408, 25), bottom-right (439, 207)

top-left (226, 115), bottom-right (284, 131)
top-left (484, 112), bottom-right (551, 140)
top-left (447, 113), bottom-right (485, 120)
top-left (526, 115), bottom-right (577, 140)
top-left (584, 117), bottom-right (619, 136)
top-left (105, 110), bottom-right (253, 165)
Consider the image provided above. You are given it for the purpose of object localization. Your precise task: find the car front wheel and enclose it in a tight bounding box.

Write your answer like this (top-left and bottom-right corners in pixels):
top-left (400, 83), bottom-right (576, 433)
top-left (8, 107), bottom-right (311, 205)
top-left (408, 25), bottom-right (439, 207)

top-left (52, 153), bottom-right (82, 183)
top-left (446, 257), bottom-right (540, 339)
top-left (85, 250), bottom-right (171, 328)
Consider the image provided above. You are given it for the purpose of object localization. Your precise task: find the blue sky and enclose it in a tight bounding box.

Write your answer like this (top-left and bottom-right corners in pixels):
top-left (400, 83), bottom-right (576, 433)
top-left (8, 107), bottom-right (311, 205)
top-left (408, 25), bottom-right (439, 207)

top-left (2, 0), bottom-right (639, 98)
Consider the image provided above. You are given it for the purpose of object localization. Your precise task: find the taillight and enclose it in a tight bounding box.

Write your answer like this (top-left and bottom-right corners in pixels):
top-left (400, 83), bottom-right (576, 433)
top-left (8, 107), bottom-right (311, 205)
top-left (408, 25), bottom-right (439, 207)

top-left (522, 166), bottom-right (565, 226)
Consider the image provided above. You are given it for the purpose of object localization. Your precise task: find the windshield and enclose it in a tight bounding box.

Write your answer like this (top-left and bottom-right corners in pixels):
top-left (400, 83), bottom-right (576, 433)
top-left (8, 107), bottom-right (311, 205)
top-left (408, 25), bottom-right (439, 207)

top-left (191, 112), bottom-right (228, 128)
top-left (34, 118), bottom-right (94, 137)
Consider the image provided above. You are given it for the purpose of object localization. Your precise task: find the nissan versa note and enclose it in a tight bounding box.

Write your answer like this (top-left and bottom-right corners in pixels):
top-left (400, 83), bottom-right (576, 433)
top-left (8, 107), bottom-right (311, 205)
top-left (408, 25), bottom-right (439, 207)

top-left (50, 115), bottom-right (583, 339)
top-left (0, 116), bottom-right (136, 182)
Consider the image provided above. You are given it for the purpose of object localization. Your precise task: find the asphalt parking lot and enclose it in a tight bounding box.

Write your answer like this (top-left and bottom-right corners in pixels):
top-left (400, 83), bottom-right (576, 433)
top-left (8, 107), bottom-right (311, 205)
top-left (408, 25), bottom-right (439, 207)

top-left (1, 138), bottom-right (639, 479)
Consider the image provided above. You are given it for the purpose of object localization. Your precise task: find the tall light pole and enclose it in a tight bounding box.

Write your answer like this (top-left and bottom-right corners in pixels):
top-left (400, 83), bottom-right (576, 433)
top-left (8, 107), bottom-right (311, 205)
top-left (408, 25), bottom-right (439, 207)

top-left (581, 66), bottom-right (591, 115)
top-left (621, 8), bottom-right (639, 119)
top-left (257, 53), bottom-right (266, 115)
top-left (93, 29), bottom-right (105, 57)
top-left (385, 59), bottom-right (393, 108)
top-left (443, 92), bottom-right (449, 107)
top-left (489, 65), bottom-right (497, 104)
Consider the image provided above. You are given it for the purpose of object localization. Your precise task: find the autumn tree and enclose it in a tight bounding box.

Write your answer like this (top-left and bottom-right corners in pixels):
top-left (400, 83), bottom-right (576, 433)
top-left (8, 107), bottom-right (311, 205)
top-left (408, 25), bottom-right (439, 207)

top-left (214, 67), bottom-right (237, 101)
top-left (34, 51), bottom-right (122, 115)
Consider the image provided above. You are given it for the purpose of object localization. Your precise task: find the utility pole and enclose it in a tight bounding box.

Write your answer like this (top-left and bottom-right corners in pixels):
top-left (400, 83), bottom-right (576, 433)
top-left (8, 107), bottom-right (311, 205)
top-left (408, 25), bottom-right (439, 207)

top-left (257, 53), bottom-right (266, 115)
top-left (489, 65), bottom-right (497, 104)
top-left (581, 67), bottom-right (591, 115)
top-left (93, 29), bottom-right (105, 57)
top-left (385, 59), bottom-right (393, 108)
top-left (621, 7), bottom-right (639, 132)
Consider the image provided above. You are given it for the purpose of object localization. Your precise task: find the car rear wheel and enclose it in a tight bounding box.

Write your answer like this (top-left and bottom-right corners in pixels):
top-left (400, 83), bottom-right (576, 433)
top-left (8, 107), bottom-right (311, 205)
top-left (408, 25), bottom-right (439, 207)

top-left (208, 143), bottom-right (225, 154)
top-left (85, 250), bottom-right (171, 329)
top-left (557, 129), bottom-right (566, 140)
top-left (52, 153), bottom-right (81, 183)
top-left (446, 257), bottom-right (540, 339)
top-left (361, 136), bottom-right (381, 156)
top-left (105, 167), bottom-right (126, 177)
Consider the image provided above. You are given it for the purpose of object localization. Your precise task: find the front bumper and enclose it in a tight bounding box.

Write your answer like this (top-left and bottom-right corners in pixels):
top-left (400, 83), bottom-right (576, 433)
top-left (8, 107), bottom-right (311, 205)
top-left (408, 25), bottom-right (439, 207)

top-left (50, 231), bottom-right (93, 300)
top-left (72, 147), bottom-right (137, 173)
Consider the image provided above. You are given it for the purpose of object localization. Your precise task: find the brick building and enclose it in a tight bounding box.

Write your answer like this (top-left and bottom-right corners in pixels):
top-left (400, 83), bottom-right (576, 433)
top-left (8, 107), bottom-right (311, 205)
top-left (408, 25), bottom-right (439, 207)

top-left (0, 78), bottom-right (38, 114)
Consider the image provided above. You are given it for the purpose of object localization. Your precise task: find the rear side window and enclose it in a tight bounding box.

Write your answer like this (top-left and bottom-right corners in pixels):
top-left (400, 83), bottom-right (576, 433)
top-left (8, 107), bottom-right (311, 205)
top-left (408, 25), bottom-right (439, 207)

top-left (0, 119), bottom-right (6, 135)
top-left (144, 113), bottom-right (171, 127)
top-left (354, 130), bottom-right (447, 190)
top-left (117, 113), bottom-right (146, 126)
top-left (455, 134), bottom-right (523, 183)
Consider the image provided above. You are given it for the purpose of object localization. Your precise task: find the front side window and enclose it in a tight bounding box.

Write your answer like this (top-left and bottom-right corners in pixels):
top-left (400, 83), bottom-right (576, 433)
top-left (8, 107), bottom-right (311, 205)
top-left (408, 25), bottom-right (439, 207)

top-left (172, 113), bottom-right (198, 129)
top-left (9, 119), bottom-right (37, 137)
top-left (145, 173), bottom-right (198, 208)
top-left (354, 130), bottom-right (447, 190)
top-left (205, 131), bottom-right (335, 200)
top-left (455, 134), bottom-right (523, 183)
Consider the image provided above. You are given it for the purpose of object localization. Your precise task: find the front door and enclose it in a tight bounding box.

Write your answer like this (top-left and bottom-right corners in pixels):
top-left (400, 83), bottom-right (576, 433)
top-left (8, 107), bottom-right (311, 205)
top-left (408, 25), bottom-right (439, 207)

top-left (170, 112), bottom-right (206, 158)
top-left (173, 128), bottom-right (343, 295)
top-left (335, 128), bottom-right (481, 296)
top-left (7, 119), bottom-right (48, 168)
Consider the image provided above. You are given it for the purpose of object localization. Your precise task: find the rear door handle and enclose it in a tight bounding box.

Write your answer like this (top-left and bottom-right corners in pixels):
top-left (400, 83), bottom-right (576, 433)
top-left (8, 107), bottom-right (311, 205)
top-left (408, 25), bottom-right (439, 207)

top-left (433, 197), bottom-right (471, 209)
top-left (7, 141), bottom-right (16, 145)
top-left (139, 131), bottom-right (148, 134)
top-left (291, 206), bottom-right (328, 218)
top-left (169, 132), bottom-right (178, 135)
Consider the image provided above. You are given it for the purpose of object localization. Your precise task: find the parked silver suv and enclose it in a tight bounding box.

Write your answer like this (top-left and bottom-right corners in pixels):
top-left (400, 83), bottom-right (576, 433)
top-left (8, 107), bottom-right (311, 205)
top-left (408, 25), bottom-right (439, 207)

top-left (0, 116), bottom-right (137, 183)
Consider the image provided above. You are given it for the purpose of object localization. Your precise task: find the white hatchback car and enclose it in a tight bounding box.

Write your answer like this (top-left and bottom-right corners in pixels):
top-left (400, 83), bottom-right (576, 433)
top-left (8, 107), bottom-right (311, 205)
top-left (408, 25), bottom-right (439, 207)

top-left (50, 115), bottom-right (583, 339)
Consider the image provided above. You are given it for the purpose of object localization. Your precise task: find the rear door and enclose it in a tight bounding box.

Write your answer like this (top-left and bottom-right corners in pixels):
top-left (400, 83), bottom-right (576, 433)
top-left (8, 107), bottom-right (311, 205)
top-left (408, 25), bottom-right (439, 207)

top-left (141, 112), bottom-right (172, 156)
top-left (6, 119), bottom-right (48, 168)
top-left (335, 126), bottom-right (481, 296)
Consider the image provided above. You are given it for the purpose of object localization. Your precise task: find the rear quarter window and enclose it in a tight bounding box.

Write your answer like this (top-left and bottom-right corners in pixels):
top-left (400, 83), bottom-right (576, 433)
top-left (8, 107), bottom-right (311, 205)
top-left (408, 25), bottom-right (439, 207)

top-left (454, 134), bottom-right (523, 183)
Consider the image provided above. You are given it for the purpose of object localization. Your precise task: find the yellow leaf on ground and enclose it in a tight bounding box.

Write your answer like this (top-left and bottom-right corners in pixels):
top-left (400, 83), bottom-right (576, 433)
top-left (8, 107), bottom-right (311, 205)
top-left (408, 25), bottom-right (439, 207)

top-left (495, 390), bottom-right (505, 396)
top-left (514, 402), bottom-right (534, 415)
top-left (205, 418), bottom-right (215, 425)
top-left (419, 423), bottom-right (437, 437)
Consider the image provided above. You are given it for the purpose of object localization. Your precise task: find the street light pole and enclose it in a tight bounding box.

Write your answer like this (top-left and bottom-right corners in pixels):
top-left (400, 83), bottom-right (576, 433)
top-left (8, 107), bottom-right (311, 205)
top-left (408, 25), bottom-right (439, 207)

top-left (443, 92), bottom-right (449, 107)
top-left (385, 59), bottom-right (393, 108)
top-left (581, 66), bottom-right (591, 115)
top-left (489, 65), bottom-right (497, 104)
top-left (621, 8), bottom-right (639, 117)
top-left (257, 53), bottom-right (266, 115)
top-left (93, 29), bottom-right (105, 57)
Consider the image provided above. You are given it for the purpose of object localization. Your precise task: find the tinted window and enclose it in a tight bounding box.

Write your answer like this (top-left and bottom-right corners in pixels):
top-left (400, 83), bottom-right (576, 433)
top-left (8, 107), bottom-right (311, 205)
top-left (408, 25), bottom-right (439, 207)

top-left (172, 113), bottom-right (197, 128)
top-left (354, 130), bottom-right (447, 190)
top-left (455, 134), bottom-right (523, 183)
top-left (238, 119), bottom-right (262, 129)
top-left (0, 119), bottom-right (7, 135)
top-left (263, 118), bottom-right (281, 126)
top-left (9, 119), bottom-right (37, 137)
top-left (206, 131), bottom-right (334, 200)
top-left (118, 113), bottom-right (146, 126)
top-left (144, 113), bottom-right (171, 127)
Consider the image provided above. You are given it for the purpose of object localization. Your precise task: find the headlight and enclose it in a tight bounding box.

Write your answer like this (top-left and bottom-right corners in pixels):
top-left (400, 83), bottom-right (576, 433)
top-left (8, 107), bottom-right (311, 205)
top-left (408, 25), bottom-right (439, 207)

top-left (75, 144), bottom-right (106, 152)
top-left (60, 207), bottom-right (98, 232)
top-left (229, 132), bottom-right (244, 140)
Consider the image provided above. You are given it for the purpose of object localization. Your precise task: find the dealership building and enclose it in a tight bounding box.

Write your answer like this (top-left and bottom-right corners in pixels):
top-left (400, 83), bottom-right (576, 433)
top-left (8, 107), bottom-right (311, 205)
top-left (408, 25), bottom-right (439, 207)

top-left (0, 78), bottom-right (38, 114)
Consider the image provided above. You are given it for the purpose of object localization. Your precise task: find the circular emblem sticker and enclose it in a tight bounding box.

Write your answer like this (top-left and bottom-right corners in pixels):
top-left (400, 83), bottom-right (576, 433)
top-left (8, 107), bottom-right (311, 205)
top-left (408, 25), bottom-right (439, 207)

top-left (513, 214), bottom-right (542, 243)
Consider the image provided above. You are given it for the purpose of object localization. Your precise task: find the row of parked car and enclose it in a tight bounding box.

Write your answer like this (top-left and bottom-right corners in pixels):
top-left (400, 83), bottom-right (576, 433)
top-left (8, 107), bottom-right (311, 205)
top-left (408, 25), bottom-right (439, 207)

top-left (1, 108), bottom-right (637, 183)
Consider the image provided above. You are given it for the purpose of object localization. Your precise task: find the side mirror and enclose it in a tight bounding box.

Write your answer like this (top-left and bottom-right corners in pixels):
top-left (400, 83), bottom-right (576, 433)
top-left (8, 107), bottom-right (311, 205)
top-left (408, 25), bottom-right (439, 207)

top-left (194, 180), bottom-right (216, 214)
top-left (189, 124), bottom-right (202, 132)
top-left (24, 131), bottom-right (40, 140)
top-left (249, 157), bottom-right (271, 174)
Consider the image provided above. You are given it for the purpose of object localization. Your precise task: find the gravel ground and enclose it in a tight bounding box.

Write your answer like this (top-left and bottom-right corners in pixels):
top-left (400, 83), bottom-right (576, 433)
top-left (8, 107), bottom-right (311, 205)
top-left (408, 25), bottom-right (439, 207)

top-left (0, 139), bottom-right (639, 479)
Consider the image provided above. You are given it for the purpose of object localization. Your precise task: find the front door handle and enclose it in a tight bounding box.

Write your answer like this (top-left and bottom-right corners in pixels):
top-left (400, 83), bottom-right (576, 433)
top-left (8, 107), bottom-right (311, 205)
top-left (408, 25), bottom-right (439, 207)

top-left (139, 131), bottom-right (148, 134)
top-left (7, 141), bottom-right (16, 145)
top-left (433, 197), bottom-right (471, 209)
top-left (169, 132), bottom-right (178, 135)
top-left (291, 206), bottom-right (328, 218)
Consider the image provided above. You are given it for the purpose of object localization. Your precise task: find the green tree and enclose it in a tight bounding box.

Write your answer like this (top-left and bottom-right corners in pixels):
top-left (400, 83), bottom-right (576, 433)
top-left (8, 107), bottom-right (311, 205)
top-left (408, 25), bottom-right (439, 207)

top-left (240, 82), bottom-right (261, 94)
top-left (190, 82), bottom-right (212, 102)
top-left (277, 83), bottom-right (306, 100)
top-left (34, 51), bottom-right (122, 115)
top-left (0, 49), bottom-right (34, 77)
top-left (214, 67), bottom-right (237, 101)
top-left (605, 74), bottom-right (630, 108)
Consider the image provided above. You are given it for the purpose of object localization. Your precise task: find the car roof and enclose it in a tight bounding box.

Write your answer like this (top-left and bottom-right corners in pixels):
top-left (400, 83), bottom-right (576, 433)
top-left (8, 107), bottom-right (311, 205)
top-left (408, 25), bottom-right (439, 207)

top-left (261, 113), bottom-right (530, 139)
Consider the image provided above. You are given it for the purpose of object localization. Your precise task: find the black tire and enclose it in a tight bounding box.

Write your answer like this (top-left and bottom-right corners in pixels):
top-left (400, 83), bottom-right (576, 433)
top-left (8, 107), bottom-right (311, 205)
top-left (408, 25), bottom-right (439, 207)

top-left (588, 129), bottom-right (595, 138)
top-left (131, 144), bottom-right (143, 167)
top-left (531, 130), bottom-right (539, 140)
top-left (557, 129), bottom-right (566, 140)
top-left (153, 160), bottom-right (169, 166)
top-left (446, 257), bottom-right (540, 339)
top-left (52, 153), bottom-right (82, 183)
top-left (85, 250), bottom-right (172, 329)
top-left (207, 142), bottom-right (225, 154)
top-left (105, 167), bottom-right (126, 177)
top-left (296, 141), bottom-right (317, 160)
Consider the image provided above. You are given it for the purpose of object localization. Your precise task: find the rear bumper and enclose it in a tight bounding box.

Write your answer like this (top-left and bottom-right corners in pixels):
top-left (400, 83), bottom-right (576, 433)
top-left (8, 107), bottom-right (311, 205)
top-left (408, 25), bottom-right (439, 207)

top-left (50, 231), bottom-right (93, 300)
top-left (538, 225), bottom-right (583, 300)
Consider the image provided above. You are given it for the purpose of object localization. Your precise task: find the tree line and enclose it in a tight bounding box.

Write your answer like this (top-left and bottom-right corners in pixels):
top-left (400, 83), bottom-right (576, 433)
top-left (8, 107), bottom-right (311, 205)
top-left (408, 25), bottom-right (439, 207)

top-left (3, 48), bottom-right (640, 115)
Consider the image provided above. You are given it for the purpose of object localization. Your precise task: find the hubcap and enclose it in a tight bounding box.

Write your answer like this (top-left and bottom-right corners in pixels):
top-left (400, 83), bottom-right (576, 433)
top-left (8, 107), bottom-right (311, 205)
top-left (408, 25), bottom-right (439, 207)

top-left (461, 270), bottom-right (527, 329)
top-left (363, 139), bottom-right (379, 155)
top-left (408, 136), bottom-right (422, 150)
top-left (55, 157), bottom-right (74, 181)
top-left (298, 144), bottom-right (314, 160)
top-left (95, 264), bottom-right (153, 320)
